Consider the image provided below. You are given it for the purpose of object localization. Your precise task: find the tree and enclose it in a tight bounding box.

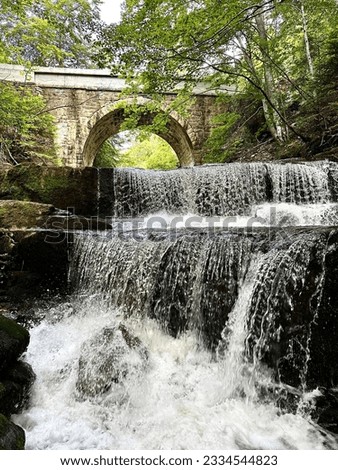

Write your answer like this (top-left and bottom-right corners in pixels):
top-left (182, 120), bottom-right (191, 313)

top-left (93, 134), bottom-right (128, 168)
top-left (96, 0), bottom-right (337, 158)
top-left (0, 82), bottom-right (57, 164)
top-left (117, 134), bottom-right (178, 170)
top-left (0, 0), bottom-right (103, 164)
top-left (0, 0), bottom-right (102, 67)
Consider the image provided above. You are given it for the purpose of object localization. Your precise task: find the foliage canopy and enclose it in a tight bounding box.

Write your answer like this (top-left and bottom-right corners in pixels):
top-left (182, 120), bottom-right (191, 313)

top-left (0, 0), bottom-right (102, 164)
top-left (117, 134), bottom-right (178, 170)
top-left (96, 0), bottom-right (338, 161)
top-left (0, 0), bottom-right (102, 67)
top-left (94, 133), bottom-right (178, 170)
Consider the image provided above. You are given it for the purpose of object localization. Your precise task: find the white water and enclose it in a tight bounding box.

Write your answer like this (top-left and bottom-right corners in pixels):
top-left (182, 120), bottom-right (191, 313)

top-left (109, 161), bottom-right (336, 218)
top-left (13, 161), bottom-right (338, 450)
top-left (107, 203), bottom-right (338, 236)
top-left (14, 295), bottom-right (335, 451)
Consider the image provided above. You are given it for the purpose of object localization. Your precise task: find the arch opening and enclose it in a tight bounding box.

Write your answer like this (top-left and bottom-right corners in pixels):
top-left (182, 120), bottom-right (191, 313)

top-left (93, 131), bottom-right (179, 170)
top-left (82, 107), bottom-right (194, 168)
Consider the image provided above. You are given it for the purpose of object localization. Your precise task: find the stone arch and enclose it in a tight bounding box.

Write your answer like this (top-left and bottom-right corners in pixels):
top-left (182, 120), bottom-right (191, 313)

top-left (82, 100), bottom-right (194, 168)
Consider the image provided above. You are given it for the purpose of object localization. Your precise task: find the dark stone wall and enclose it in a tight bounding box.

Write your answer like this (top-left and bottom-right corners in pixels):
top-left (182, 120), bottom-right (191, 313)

top-left (0, 165), bottom-right (99, 216)
top-left (0, 230), bottom-right (70, 307)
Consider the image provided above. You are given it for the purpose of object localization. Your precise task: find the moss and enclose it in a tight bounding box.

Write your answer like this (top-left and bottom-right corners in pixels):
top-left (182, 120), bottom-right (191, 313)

top-left (0, 315), bottom-right (30, 343)
top-left (0, 200), bottom-right (55, 229)
top-left (0, 164), bottom-right (98, 216)
top-left (0, 165), bottom-right (69, 203)
top-left (15, 431), bottom-right (25, 450)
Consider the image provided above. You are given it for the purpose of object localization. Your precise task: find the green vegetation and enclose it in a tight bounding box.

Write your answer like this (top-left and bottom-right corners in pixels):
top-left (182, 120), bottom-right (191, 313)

top-left (117, 135), bottom-right (178, 170)
top-left (93, 133), bottom-right (178, 170)
top-left (0, 82), bottom-right (57, 164)
top-left (0, 0), bottom-right (101, 67)
top-left (94, 141), bottom-right (120, 168)
top-left (0, 165), bottom-right (72, 201)
top-left (0, 0), bottom-right (101, 165)
top-left (96, 0), bottom-right (338, 161)
top-left (1, 1), bottom-right (337, 167)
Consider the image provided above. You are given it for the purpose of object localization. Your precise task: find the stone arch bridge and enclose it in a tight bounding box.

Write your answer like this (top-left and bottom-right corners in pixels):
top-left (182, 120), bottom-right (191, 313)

top-left (0, 64), bottom-right (232, 167)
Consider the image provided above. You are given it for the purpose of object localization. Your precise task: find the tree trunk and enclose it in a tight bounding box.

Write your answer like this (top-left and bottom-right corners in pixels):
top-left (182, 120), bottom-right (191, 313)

top-left (300, 1), bottom-right (315, 78)
top-left (255, 10), bottom-right (287, 141)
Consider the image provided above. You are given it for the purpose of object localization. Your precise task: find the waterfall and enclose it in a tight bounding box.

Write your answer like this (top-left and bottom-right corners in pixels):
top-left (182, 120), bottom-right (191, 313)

top-left (98, 161), bottom-right (337, 218)
top-left (69, 231), bottom-right (252, 346)
top-left (14, 161), bottom-right (338, 450)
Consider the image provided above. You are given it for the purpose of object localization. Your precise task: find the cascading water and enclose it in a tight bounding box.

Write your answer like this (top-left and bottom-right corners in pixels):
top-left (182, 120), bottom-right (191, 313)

top-left (14, 161), bottom-right (338, 450)
top-left (101, 161), bottom-right (336, 218)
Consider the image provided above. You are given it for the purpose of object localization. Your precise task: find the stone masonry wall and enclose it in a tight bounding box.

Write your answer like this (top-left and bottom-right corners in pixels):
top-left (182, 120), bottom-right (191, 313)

top-left (39, 87), bottom-right (226, 167)
top-left (1, 64), bottom-right (230, 167)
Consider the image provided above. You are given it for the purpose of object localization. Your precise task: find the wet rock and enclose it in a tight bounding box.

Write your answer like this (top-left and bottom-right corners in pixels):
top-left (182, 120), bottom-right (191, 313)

top-left (0, 361), bottom-right (36, 416)
top-left (245, 229), bottom-right (338, 391)
top-left (6, 231), bottom-right (70, 301)
top-left (0, 315), bottom-right (30, 372)
top-left (0, 201), bottom-right (111, 305)
top-left (315, 389), bottom-right (338, 434)
top-left (76, 325), bottom-right (148, 398)
top-left (0, 414), bottom-right (25, 450)
top-left (0, 200), bottom-right (55, 229)
top-left (0, 164), bottom-right (98, 216)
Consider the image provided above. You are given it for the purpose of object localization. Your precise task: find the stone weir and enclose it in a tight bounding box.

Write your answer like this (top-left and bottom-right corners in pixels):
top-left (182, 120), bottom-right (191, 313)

top-left (0, 165), bottom-right (99, 217)
top-left (0, 202), bottom-right (112, 308)
top-left (98, 161), bottom-right (338, 217)
top-left (1, 161), bottom-right (338, 219)
top-left (1, 161), bottom-right (338, 441)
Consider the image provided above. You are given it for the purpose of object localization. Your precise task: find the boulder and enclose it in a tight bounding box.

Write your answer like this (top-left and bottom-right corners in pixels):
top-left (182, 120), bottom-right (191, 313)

top-left (0, 414), bottom-right (25, 450)
top-left (0, 361), bottom-right (36, 416)
top-left (0, 315), bottom-right (30, 373)
top-left (76, 325), bottom-right (148, 399)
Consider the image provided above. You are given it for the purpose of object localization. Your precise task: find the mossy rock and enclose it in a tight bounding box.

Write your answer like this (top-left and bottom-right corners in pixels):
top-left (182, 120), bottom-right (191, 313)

top-left (0, 200), bottom-right (112, 231)
top-left (0, 164), bottom-right (98, 216)
top-left (0, 232), bottom-right (15, 254)
top-left (0, 315), bottom-right (30, 373)
top-left (0, 414), bottom-right (25, 450)
top-left (0, 200), bottom-right (55, 229)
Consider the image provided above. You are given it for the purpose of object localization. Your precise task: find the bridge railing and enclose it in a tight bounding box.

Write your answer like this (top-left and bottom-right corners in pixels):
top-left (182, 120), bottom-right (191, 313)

top-left (0, 63), bottom-right (235, 96)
